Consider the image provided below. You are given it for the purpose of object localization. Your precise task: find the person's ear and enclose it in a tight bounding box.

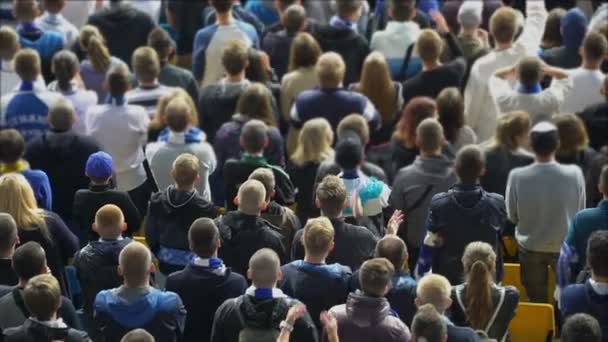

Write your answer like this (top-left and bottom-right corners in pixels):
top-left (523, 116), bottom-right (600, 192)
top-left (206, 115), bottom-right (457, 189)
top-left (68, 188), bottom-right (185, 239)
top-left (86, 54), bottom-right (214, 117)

top-left (446, 297), bottom-right (453, 309)
top-left (194, 174), bottom-right (201, 185)
top-left (149, 262), bottom-right (156, 274)
top-left (277, 270), bottom-right (283, 281)
top-left (479, 166), bottom-right (486, 177)
top-left (388, 7), bottom-right (393, 19)
top-left (120, 222), bottom-right (127, 232)
top-left (343, 199), bottom-right (349, 209)
top-left (239, 137), bottom-right (245, 148)
top-left (599, 184), bottom-right (604, 196)
top-left (414, 297), bottom-right (421, 308)
top-left (217, 238), bottom-right (222, 249)
top-left (300, 233), bottom-right (305, 245)
top-left (92, 223), bottom-right (99, 233)
top-left (300, 20), bottom-right (308, 32)
top-left (263, 137), bottom-right (269, 148)
top-left (270, 190), bottom-right (276, 199)
top-left (117, 265), bottom-right (124, 277)
top-left (233, 196), bottom-right (240, 207)
top-left (170, 168), bottom-right (176, 180)
top-left (247, 269), bottom-right (252, 281)
top-left (415, 135), bottom-right (422, 148)
top-left (315, 199), bottom-right (321, 208)
top-left (260, 201), bottom-right (268, 211)
top-left (329, 241), bottom-right (335, 253)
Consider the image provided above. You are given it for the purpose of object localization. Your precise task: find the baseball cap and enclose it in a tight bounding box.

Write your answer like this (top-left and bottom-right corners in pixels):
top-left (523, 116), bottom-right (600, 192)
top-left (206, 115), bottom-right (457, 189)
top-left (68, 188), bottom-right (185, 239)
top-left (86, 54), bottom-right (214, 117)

top-left (335, 130), bottom-right (363, 171)
top-left (86, 151), bottom-right (113, 179)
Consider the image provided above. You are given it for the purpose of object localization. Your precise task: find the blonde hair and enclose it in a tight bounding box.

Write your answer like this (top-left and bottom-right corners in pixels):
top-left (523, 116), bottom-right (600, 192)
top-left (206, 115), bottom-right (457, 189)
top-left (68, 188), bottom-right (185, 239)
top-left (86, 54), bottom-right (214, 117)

top-left (490, 7), bottom-right (518, 44)
top-left (94, 204), bottom-right (125, 230)
top-left (492, 111), bottom-right (531, 150)
top-left (417, 274), bottom-right (452, 312)
top-left (355, 52), bottom-right (396, 124)
top-left (79, 25), bottom-right (111, 73)
top-left (0, 173), bottom-right (49, 240)
top-left (172, 153), bottom-right (200, 187)
top-left (316, 52), bottom-right (345, 88)
top-left (416, 29), bottom-right (443, 62)
top-left (303, 217), bottom-right (334, 256)
top-left (462, 242), bottom-right (496, 330)
top-left (290, 118), bottom-right (334, 167)
top-left (150, 88), bottom-right (199, 132)
top-left (131, 46), bottom-right (160, 84)
top-left (237, 179), bottom-right (266, 215)
top-left (14, 48), bottom-right (40, 81)
top-left (13, 0), bottom-right (38, 22)
top-left (236, 83), bottom-right (276, 127)
top-left (554, 113), bottom-right (590, 155)
top-left (119, 242), bottom-right (152, 285)
top-left (0, 26), bottom-right (19, 61)
top-left (23, 274), bottom-right (61, 321)
top-left (337, 114), bottom-right (370, 144)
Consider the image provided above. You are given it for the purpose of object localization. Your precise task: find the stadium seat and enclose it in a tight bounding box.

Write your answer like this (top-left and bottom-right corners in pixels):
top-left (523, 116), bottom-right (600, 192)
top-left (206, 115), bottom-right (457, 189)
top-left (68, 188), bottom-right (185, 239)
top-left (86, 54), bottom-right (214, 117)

top-left (509, 303), bottom-right (555, 342)
top-left (502, 236), bottom-right (518, 262)
top-left (502, 263), bottom-right (556, 304)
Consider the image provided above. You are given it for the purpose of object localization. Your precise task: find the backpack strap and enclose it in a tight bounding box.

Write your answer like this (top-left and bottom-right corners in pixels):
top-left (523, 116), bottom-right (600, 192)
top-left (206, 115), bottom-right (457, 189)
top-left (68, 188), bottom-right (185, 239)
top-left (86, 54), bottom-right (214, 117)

top-left (398, 43), bottom-right (416, 82)
top-left (12, 287), bottom-right (30, 318)
top-left (405, 185), bottom-right (434, 213)
top-left (485, 287), bottom-right (506, 333)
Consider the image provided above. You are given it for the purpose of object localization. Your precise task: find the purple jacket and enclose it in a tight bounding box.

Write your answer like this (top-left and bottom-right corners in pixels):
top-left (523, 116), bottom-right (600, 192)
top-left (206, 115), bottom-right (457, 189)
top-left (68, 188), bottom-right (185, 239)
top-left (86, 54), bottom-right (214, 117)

top-left (328, 292), bottom-right (410, 342)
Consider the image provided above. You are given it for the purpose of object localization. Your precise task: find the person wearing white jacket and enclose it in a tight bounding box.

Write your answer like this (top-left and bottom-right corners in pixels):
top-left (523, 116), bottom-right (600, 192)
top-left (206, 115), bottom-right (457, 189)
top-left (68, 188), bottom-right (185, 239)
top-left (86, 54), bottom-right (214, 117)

top-left (464, 0), bottom-right (547, 143)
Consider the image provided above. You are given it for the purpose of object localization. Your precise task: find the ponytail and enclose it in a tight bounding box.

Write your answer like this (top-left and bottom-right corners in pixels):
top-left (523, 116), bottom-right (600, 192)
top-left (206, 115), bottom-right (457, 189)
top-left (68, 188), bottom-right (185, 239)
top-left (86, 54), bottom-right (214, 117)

top-left (52, 50), bottom-right (79, 92)
top-left (80, 25), bottom-right (111, 73)
top-left (465, 260), bottom-right (494, 330)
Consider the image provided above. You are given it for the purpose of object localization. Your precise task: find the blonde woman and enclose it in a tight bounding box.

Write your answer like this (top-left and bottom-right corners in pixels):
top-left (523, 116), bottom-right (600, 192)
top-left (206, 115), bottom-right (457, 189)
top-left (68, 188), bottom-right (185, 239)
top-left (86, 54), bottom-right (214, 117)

top-left (148, 88), bottom-right (199, 142)
top-left (281, 33), bottom-right (321, 155)
top-left (480, 111), bottom-right (534, 196)
top-left (451, 242), bottom-right (519, 342)
top-left (0, 173), bottom-right (79, 295)
top-left (288, 118), bottom-right (334, 222)
top-left (350, 51), bottom-right (403, 145)
top-left (79, 25), bottom-right (127, 102)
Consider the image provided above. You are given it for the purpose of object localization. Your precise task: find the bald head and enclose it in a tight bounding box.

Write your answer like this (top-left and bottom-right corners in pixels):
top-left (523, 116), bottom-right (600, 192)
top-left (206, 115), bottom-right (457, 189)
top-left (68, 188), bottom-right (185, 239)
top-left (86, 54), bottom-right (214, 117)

top-left (165, 98), bottom-right (192, 133)
top-left (119, 242), bottom-right (152, 286)
top-left (375, 235), bottom-right (408, 272)
top-left (237, 179), bottom-right (266, 216)
top-left (0, 213), bottom-right (18, 256)
top-left (248, 248), bottom-right (281, 288)
top-left (94, 204), bottom-right (125, 239)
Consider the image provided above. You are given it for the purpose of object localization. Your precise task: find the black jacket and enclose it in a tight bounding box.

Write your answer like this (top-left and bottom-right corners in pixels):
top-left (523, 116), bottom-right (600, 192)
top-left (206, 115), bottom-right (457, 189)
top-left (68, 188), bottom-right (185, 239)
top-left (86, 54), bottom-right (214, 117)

top-left (288, 161), bottom-right (321, 223)
top-left (25, 130), bottom-right (100, 221)
top-left (159, 62), bottom-right (199, 104)
top-left (390, 138), bottom-right (455, 180)
top-left (165, 264), bottom-right (248, 342)
top-left (314, 25), bottom-right (369, 85)
top-left (481, 146), bottom-right (534, 197)
top-left (292, 218), bottom-right (377, 271)
top-left (146, 186), bottom-right (218, 274)
top-left (87, 3), bottom-right (155, 65)
top-left (210, 294), bottom-right (318, 342)
top-left (72, 184), bottom-right (141, 242)
top-left (73, 238), bottom-right (132, 318)
top-left (216, 211), bottom-right (287, 276)
top-left (198, 81), bottom-right (247, 142)
top-left (0, 260), bottom-right (17, 287)
top-left (262, 30), bottom-right (294, 80)
top-left (3, 319), bottom-right (90, 342)
top-left (578, 102), bottom-right (608, 151)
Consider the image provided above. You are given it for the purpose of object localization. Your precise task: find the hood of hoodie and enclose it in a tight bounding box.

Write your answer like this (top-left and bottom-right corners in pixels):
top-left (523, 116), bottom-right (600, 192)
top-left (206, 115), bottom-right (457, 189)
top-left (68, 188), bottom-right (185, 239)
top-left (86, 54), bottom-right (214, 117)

top-left (315, 25), bottom-right (360, 45)
top-left (414, 155), bottom-right (454, 179)
top-left (97, 287), bottom-right (178, 328)
top-left (152, 186), bottom-right (198, 214)
top-left (220, 211), bottom-right (266, 234)
top-left (239, 294), bottom-right (289, 329)
top-left (345, 292), bottom-right (390, 327)
top-left (561, 8), bottom-right (588, 49)
top-left (449, 184), bottom-right (485, 210)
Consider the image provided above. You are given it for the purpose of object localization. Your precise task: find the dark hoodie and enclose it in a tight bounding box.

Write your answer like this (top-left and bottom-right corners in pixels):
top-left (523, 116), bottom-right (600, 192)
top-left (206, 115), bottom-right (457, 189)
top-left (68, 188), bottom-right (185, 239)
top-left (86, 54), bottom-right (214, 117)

top-left (561, 280), bottom-right (608, 342)
top-left (95, 287), bottom-right (186, 342)
top-left (390, 138), bottom-right (455, 181)
top-left (329, 291), bottom-right (411, 342)
top-left (86, 3), bottom-right (155, 65)
top-left (146, 186), bottom-right (218, 274)
top-left (3, 318), bottom-right (90, 342)
top-left (210, 292), bottom-right (319, 342)
top-left (216, 211), bottom-right (287, 276)
top-left (25, 130), bottom-right (100, 221)
top-left (166, 263), bottom-right (247, 342)
top-left (198, 80), bottom-right (248, 142)
top-left (313, 24), bottom-right (370, 85)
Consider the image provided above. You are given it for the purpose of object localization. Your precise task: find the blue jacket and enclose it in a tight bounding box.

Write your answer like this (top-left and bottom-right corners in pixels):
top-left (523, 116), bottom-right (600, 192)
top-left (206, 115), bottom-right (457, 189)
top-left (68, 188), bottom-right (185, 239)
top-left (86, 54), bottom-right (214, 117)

top-left (561, 280), bottom-right (608, 341)
top-left (95, 287), bottom-right (186, 342)
top-left (279, 261), bottom-right (351, 327)
top-left (447, 322), bottom-right (479, 342)
top-left (558, 200), bottom-right (608, 289)
top-left (417, 185), bottom-right (506, 284)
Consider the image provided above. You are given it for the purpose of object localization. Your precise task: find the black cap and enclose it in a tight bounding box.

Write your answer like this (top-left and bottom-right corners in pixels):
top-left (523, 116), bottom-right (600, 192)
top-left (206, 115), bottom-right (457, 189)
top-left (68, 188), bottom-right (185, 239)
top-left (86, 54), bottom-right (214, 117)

top-left (335, 130), bottom-right (363, 171)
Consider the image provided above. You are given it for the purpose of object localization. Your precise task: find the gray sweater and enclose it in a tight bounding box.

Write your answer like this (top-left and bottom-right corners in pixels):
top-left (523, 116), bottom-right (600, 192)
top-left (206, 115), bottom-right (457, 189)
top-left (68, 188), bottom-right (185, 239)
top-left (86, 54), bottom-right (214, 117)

top-left (506, 161), bottom-right (585, 253)
top-left (389, 155), bottom-right (457, 247)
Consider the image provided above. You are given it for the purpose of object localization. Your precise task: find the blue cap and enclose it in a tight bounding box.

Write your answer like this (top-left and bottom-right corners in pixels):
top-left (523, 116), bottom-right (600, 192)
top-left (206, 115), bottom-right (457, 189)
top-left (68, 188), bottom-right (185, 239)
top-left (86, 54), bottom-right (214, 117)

top-left (86, 152), bottom-right (113, 179)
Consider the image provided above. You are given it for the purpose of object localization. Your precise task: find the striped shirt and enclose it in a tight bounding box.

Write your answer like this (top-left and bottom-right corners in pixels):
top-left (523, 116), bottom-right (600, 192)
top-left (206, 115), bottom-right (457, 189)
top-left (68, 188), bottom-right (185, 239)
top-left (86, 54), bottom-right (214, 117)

top-left (125, 84), bottom-right (176, 118)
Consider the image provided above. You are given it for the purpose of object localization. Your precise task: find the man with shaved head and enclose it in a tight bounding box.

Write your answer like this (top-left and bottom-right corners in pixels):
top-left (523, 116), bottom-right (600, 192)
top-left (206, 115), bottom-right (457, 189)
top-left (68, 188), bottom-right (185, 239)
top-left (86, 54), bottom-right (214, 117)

top-left (25, 98), bottom-right (100, 221)
top-left (0, 213), bottom-right (18, 287)
top-left (146, 97), bottom-right (216, 201)
top-left (211, 248), bottom-right (318, 342)
top-left (216, 179), bottom-right (287, 276)
top-left (74, 204), bottom-right (132, 338)
top-left (95, 242), bottom-right (186, 342)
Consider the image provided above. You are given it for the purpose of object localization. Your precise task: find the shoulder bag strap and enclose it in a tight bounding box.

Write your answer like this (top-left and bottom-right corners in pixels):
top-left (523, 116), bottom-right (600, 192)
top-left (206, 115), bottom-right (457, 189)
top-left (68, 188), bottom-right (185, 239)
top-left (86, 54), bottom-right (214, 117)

top-left (399, 43), bottom-right (416, 82)
top-left (11, 287), bottom-right (30, 318)
top-left (405, 185), bottom-right (434, 213)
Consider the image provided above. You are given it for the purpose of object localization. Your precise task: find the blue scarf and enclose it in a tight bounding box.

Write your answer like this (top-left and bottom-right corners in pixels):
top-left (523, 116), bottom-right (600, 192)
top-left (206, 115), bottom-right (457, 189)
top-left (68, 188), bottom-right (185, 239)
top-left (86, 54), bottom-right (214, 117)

top-left (330, 16), bottom-right (357, 32)
top-left (158, 127), bottom-right (203, 143)
top-left (19, 81), bottom-right (34, 91)
top-left (105, 95), bottom-right (125, 106)
top-left (18, 22), bottom-right (40, 35)
top-left (518, 83), bottom-right (542, 94)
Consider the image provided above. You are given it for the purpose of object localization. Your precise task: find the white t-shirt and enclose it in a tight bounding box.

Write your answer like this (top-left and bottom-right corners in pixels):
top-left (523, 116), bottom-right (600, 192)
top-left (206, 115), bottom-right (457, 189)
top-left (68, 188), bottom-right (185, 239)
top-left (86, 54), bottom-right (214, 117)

top-left (560, 68), bottom-right (605, 114)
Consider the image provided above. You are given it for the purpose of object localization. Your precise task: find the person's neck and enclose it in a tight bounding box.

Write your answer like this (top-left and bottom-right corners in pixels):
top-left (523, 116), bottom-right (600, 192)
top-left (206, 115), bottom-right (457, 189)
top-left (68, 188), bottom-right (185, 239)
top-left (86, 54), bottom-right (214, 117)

top-left (175, 184), bottom-right (195, 192)
top-left (0, 249), bottom-right (12, 259)
top-left (238, 209), bottom-right (260, 216)
top-left (582, 60), bottom-right (601, 71)
top-left (35, 313), bottom-right (58, 322)
top-left (420, 149), bottom-right (442, 158)
top-left (199, 251), bottom-right (218, 259)
top-left (535, 154), bottom-right (555, 163)
top-left (304, 254), bottom-right (326, 264)
top-left (18, 279), bottom-right (28, 288)
top-left (321, 212), bottom-right (340, 220)
top-left (460, 27), bottom-right (477, 37)
top-left (139, 80), bottom-right (159, 88)
top-left (91, 181), bottom-right (110, 187)
top-left (216, 11), bottom-right (233, 25)
top-left (226, 72), bottom-right (246, 83)
top-left (99, 234), bottom-right (121, 241)
top-left (495, 41), bottom-right (513, 51)
top-left (244, 150), bottom-right (264, 157)
top-left (422, 60), bottom-right (441, 72)
top-left (123, 280), bottom-right (150, 289)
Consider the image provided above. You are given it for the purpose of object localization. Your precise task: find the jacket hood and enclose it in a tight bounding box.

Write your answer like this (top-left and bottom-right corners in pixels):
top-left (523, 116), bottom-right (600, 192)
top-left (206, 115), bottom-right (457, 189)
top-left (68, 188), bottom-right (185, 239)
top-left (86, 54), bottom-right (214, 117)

top-left (561, 8), bottom-right (587, 49)
top-left (345, 291), bottom-right (390, 326)
top-left (414, 155), bottom-right (454, 178)
top-left (262, 201), bottom-right (283, 218)
top-left (86, 238), bottom-right (131, 257)
top-left (152, 186), bottom-right (198, 213)
top-left (239, 295), bottom-right (289, 329)
top-left (449, 184), bottom-right (485, 210)
top-left (220, 211), bottom-right (266, 234)
top-left (96, 288), bottom-right (178, 328)
top-left (316, 25), bottom-right (359, 43)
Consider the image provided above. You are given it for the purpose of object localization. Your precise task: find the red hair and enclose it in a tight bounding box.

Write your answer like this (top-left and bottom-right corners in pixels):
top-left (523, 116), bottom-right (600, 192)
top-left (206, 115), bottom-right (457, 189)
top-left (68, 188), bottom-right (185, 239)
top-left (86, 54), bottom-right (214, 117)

top-left (394, 97), bottom-right (437, 147)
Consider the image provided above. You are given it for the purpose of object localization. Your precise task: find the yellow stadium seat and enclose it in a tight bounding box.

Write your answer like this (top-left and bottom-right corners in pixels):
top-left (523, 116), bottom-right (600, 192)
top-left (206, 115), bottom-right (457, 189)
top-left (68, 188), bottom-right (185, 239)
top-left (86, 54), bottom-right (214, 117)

top-left (502, 236), bottom-right (518, 260)
top-left (509, 303), bottom-right (555, 342)
top-left (503, 263), bottom-right (528, 302)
